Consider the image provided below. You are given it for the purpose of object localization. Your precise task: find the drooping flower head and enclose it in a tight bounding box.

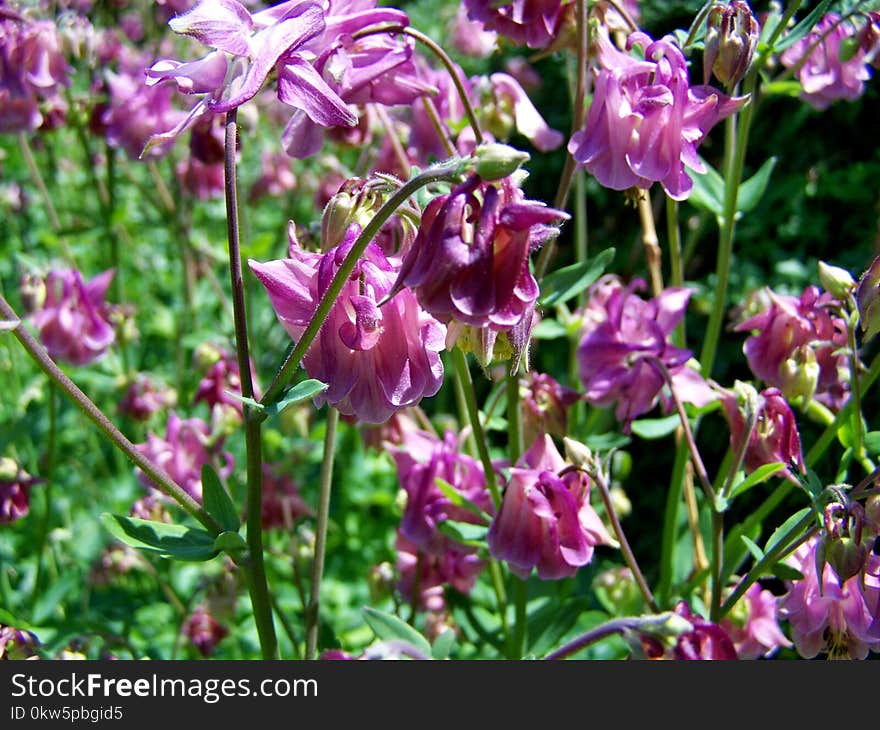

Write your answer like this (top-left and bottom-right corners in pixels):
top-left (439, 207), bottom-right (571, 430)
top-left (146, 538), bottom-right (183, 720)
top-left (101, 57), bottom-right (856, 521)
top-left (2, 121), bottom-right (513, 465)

top-left (134, 412), bottom-right (234, 503)
top-left (568, 28), bottom-right (746, 200)
top-left (119, 375), bottom-right (177, 421)
top-left (520, 371), bottom-right (579, 445)
top-left (734, 285), bottom-right (850, 411)
top-left (721, 582), bottom-right (793, 659)
top-left (390, 429), bottom-right (493, 555)
top-left (463, 0), bottom-right (570, 50)
top-left (576, 276), bottom-right (711, 428)
top-left (256, 463), bottom-right (313, 530)
top-left (488, 434), bottom-right (615, 580)
top-left (779, 13), bottom-right (874, 111)
top-left (0, 9), bottom-right (71, 133)
top-left (29, 268), bottom-right (116, 366)
top-left (720, 383), bottom-right (805, 485)
top-left (183, 604), bottom-right (229, 657)
top-left (392, 174), bottom-right (567, 334)
top-left (0, 457), bottom-right (41, 524)
top-left (249, 223), bottom-right (446, 424)
top-left (779, 534), bottom-right (880, 659)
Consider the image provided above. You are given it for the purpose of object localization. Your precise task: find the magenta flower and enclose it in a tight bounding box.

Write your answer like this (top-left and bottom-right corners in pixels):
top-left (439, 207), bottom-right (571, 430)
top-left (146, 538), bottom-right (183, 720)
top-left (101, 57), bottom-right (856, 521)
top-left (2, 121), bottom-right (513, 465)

top-left (0, 11), bottom-right (71, 133)
top-left (391, 429), bottom-right (493, 555)
top-left (568, 29), bottom-right (745, 200)
top-left (720, 386), bottom-right (805, 485)
top-left (249, 225), bottom-right (446, 424)
top-left (0, 624), bottom-right (39, 660)
top-left (667, 601), bottom-right (738, 660)
top-left (392, 174), bottom-right (567, 332)
top-left (779, 534), bottom-right (880, 659)
top-left (257, 463), bottom-right (312, 530)
top-left (463, 0), bottom-right (568, 49)
top-left (395, 532), bottom-right (485, 612)
top-left (183, 604), bottom-right (229, 657)
top-left (0, 457), bottom-right (40, 524)
top-left (487, 434), bottom-right (614, 580)
top-left (193, 346), bottom-right (255, 415)
top-left (119, 376), bottom-right (177, 421)
top-left (780, 13), bottom-right (873, 111)
top-left (576, 277), bottom-right (707, 427)
top-left (134, 412), bottom-right (233, 503)
top-left (520, 371), bottom-right (579, 445)
top-left (734, 285), bottom-right (850, 410)
top-left (450, 5), bottom-right (497, 57)
top-left (30, 268), bottom-right (116, 366)
top-left (249, 150), bottom-right (297, 201)
top-left (721, 583), bottom-right (792, 659)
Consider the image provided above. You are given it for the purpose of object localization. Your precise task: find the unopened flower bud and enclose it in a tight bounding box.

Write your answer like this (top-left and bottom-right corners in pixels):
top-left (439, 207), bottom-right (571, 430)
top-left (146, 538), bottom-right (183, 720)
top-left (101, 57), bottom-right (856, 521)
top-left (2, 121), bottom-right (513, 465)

top-left (321, 191), bottom-right (357, 250)
top-left (779, 345), bottom-right (820, 404)
top-left (563, 437), bottom-right (593, 470)
top-left (19, 274), bottom-right (46, 314)
top-left (193, 342), bottom-right (223, 370)
top-left (818, 261), bottom-right (856, 300)
top-left (704, 1), bottom-right (759, 87)
top-left (825, 536), bottom-right (867, 585)
top-left (473, 143), bottom-right (530, 182)
top-left (856, 254), bottom-right (880, 342)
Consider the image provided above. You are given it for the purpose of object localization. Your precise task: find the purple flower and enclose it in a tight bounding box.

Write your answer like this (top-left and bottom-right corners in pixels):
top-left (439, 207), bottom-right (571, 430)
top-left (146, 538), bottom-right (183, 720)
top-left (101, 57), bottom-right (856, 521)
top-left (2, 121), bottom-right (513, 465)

top-left (520, 371), bottom-right (579, 445)
top-left (393, 174), bottom-right (567, 332)
top-left (391, 429), bottom-right (493, 555)
top-left (721, 583), bottom-right (792, 659)
top-left (661, 601), bottom-right (738, 660)
top-left (30, 268), bottom-right (116, 366)
top-left (450, 5), bottom-right (497, 57)
top-left (395, 531), bottom-right (485, 612)
top-left (779, 534), bottom-right (880, 659)
top-left (0, 624), bottom-right (40, 660)
top-left (0, 457), bottom-right (40, 524)
top-left (134, 412), bottom-right (233, 503)
top-left (856, 253), bottom-right (880, 343)
top-left (720, 385), bottom-right (805, 485)
top-left (463, 0), bottom-right (567, 50)
top-left (780, 13), bottom-right (873, 111)
top-left (255, 463), bottom-right (312, 530)
top-left (734, 285), bottom-right (850, 410)
top-left (568, 29), bottom-right (745, 200)
top-left (249, 224), bottom-right (446, 424)
top-left (183, 604), bottom-right (229, 657)
top-left (249, 150), bottom-right (297, 201)
top-left (0, 12), bottom-right (71, 133)
top-left (576, 276), bottom-right (706, 428)
top-left (119, 375), bottom-right (177, 421)
top-left (487, 434), bottom-right (614, 580)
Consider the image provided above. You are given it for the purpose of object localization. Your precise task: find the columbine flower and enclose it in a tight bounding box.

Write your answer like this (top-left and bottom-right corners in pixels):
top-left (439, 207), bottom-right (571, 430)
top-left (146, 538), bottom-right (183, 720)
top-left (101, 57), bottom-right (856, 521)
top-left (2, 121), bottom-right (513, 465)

top-left (720, 384), bottom-right (805, 485)
top-left (0, 457), bottom-right (40, 524)
top-left (249, 223), bottom-right (446, 424)
top-left (520, 371), bottom-right (579, 445)
top-left (0, 11), bottom-right (71, 133)
top-left (119, 375), bottom-right (177, 421)
top-left (134, 412), bottom-right (233, 503)
top-left (391, 174), bottom-right (567, 333)
top-left (463, 0), bottom-right (569, 49)
top-left (568, 29), bottom-right (745, 200)
top-left (390, 429), bottom-right (492, 555)
top-left (30, 268), bottom-right (116, 366)
top-left (257, 463), bottom-right (312, 530)
top-left (450, 4), bottom-right (497, 57)
top-left (856, 253), bottom-right (880, 343)
top-left (703, 1), bottom-right (759, 88)
top-left (183, 604), bottom-right (229, 657)
top-left (779, 13), bottom-right (873, 111)
top-left (779, 534), bottom-right (880, 659)
top-left (0, 624), bottom-right (40, 660)
top-left (721, 582), bottom-right (792, 659)
top-left (576, 276), bottom-right (711, 428)
top-left (734, 285), bottom-right (850, 410)
top-left (487, 434), bottom-right (614, 580)
top-left (656, 601), bottom-right (738, 660)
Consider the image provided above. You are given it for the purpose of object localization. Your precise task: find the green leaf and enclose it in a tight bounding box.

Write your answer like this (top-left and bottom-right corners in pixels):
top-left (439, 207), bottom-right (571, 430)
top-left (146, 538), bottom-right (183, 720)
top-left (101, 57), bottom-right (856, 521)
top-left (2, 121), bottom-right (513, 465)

top-left (201, 464), bottom-right (240, 532)
top-left (32, 573), bottom-right (79, 625)
top-left (764, 507), bottom-right (814, 556)
top-left (100, 513), bottom-right (218, 562)
top-left (727, 461), bottom-right (785, 501)
top-left (630, 414), bottom-right (681, 440)
top-left (772, 0), bottom-right (833, 53)
top-left (737, 157), bottom-right (778, 213)
top-left (740, 535), bottom-right (765, 563)
top-left (434, 477), bottom-right (491, 522)
top-left (539, 248), bottom-right (615, 307)
top-left (265, 379), bottom-right (329, 416)
top-left (361, 607), bottom-right (431, 657)
top-left (771, 563), bottom-right (804, 582)
top-left (531, 318), bottom-right (568, 340)
top-left (687, 158), bottom-right (725, 217)
top-left (431, 629), bottom-right (456, 660)
top-left (864, 431), bottom-right (880, 456)
top-left (213, 531), bottom-right (247, 555)
top-left (761, 80), bottom-right (803, 98)
top-left (437, 520), bottom-right (488, 548)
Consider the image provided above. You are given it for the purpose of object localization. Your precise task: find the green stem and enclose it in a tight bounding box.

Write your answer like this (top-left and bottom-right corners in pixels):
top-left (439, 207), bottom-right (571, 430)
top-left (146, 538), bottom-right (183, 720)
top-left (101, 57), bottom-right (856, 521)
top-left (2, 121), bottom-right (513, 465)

top-left (306, 407), bottom-right (339, 660)
top-left (0, 294), bottom-right (220, 532)
top-left (511, 577), bottom-right (528, 659)
top-left (506, 373), bottom-right (523, 463)
top-left (269, 591), bottom-right (302, 660)
top-left (710, 511), bottom-right (723, 622)
top-left (846, 307), bottom-right (865, 464)
top-left (657, 435), bottom-right (689, 605)
top-left (544, 613), bottom-right (677, 660)
top-left (32, 382), bottom-right (56, 610)
top-left (450, 347), bottom-right (501, 509)
top-left (666, 196), bottom-right (685, 347)
top-left (224, 110), bottom-right (277, 659)
top-left (260, 158), bottom-right (466, 407)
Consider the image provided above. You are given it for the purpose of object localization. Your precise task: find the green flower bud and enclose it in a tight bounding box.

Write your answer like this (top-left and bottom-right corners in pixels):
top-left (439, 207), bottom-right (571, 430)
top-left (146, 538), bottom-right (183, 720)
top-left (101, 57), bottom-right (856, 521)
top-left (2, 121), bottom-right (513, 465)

top-left (473, 143), bottom-right (530, 182)
top-left (818, 261), bottom-right (856, 300)
top-left (704, 1), bottom-right (759, 88)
